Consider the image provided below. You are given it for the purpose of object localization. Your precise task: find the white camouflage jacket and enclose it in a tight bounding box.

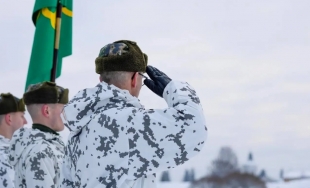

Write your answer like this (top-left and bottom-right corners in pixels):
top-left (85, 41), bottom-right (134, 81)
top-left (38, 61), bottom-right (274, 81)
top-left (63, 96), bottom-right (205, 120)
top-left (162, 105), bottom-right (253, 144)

top-left (0, 135), bottom-right (14, 188)
top-left (9, 127), bottom-right (65, 188)
top-left (59, 81), bottom-right (207, 188)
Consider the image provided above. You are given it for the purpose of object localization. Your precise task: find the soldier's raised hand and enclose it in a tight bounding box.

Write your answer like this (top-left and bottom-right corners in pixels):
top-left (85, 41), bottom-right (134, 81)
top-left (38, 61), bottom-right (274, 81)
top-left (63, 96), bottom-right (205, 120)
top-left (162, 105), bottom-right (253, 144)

top-left (144, 66), bottom-right (172, 97)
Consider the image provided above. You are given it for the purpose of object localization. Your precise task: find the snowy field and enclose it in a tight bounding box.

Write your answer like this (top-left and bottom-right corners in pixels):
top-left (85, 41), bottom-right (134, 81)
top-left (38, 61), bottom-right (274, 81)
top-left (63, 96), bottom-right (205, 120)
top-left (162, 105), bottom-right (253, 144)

top-left (156, 179), bottom-right (310, 188)
top-left (157, 182), bottom-right (190, 188)
top-left (267, 179), bottom-right (310, 188)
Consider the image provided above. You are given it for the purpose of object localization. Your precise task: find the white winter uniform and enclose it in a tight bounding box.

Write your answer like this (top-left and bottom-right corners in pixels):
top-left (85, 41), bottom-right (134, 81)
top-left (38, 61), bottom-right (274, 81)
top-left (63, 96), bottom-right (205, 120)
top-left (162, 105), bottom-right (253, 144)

top-left (0, 135), bottom-right (14, 188)
top-left (59, 81), bottom-right (207, 188)
top-left (9, 128), bottom-right (65, 188)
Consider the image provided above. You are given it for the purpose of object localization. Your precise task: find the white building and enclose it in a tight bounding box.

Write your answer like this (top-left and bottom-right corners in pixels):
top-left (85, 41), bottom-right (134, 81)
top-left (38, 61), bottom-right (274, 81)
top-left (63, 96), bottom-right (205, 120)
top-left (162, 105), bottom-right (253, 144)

top-left (242, 152), bottom-right (257, 175)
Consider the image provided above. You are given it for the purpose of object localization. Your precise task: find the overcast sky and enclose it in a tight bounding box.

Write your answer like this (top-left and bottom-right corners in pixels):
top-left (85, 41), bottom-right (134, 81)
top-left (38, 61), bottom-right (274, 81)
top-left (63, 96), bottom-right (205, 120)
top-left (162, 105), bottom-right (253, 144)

top-left (0, 0), bottom-right (309, 181)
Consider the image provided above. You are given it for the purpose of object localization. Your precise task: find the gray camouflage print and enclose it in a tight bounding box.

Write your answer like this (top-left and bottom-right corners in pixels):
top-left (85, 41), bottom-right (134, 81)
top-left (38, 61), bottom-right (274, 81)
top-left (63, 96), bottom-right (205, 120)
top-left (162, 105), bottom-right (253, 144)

top-left (9, 128), bottom-right (64, 188)
top-left (98, 43), bottom-right (129, 57)
top-left (0, 135), bottom-right (14, 188)
top-left (59, 81), bottom-right (207, 188)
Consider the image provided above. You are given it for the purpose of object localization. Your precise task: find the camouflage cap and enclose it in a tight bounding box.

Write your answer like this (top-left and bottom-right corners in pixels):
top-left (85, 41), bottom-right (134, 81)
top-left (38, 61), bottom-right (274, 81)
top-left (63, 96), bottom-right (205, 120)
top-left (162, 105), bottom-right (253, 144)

top-left (23, 82), bottom-right (69, 105)
top-left (0, 93), bottom-right (25, 115)
top-left (95, 40), bottom-right (148, 74)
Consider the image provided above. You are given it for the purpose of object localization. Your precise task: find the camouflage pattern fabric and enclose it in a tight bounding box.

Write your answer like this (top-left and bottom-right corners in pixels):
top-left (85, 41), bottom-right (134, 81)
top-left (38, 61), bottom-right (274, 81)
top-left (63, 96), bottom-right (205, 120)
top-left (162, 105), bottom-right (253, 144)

top-left (98, 42), bottom-right (129, 57)
top-left (0, 135), bottom-right (14, 188)
top-left (59, 80), bottom-right (207, 188)
top-left (9, 128), bottom-right (65, 188)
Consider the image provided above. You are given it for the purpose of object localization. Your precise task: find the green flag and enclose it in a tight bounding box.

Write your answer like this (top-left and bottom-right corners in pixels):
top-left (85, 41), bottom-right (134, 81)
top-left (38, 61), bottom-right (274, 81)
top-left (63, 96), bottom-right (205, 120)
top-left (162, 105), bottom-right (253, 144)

top-left (25, 0), bottom-right (73, 91)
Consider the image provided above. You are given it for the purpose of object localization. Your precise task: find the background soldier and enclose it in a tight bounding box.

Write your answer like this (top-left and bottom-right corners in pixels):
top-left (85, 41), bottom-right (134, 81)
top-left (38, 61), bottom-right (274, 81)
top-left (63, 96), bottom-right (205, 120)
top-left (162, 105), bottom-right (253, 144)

top-left (0, 93), bottom-right (27, 188)
top-left (60, 40), bottom-right (208, 188)
top-left (8, 82), bottom-right (69, 187)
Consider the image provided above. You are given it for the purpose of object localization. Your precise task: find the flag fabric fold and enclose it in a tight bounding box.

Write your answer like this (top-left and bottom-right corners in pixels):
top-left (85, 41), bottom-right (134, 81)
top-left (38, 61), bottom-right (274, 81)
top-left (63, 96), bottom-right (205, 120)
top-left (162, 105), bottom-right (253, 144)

top-left (25, 0), bottom-right (72, 91)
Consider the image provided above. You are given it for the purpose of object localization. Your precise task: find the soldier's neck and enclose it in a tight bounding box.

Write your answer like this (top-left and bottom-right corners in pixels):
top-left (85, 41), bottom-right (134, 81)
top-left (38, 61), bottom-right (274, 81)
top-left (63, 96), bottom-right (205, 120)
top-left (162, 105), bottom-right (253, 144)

top-left (0, 126), bottom-right (13, 139)
top-left (32, 123), bottom-right (59, 135)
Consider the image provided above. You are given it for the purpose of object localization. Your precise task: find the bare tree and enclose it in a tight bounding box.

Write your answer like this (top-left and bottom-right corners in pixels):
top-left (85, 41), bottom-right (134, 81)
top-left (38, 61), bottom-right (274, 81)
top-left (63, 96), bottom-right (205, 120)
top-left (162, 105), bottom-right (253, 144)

top-left (259, 169), bottom-right (266, 178)
top-left (160, 171), bottom-right (170, 182)
top-left (190, 146), bottom-right (266, 188)
top-left (210, 146), bottom-right (239, 178)
top-left (190, 168), bottom-right (196, 181)
top-left (183, 170), bottom-right (190, 182)
top-left (279, 169), bottom-right (284, 180)
top-left (190, 173), bottom-right (266, 188)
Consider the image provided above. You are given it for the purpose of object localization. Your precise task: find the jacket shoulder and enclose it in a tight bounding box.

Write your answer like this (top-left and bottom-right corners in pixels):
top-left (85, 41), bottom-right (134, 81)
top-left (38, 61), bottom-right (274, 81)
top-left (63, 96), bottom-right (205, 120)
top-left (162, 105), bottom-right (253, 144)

top-left (24, 140), bottom-right (57, 161)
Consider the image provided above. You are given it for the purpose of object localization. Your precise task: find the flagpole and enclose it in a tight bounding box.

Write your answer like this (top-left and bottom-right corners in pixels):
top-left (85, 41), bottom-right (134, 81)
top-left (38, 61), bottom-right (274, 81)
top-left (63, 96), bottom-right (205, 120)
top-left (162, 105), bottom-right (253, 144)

top-left (51, 1), bottom-right (62, 82)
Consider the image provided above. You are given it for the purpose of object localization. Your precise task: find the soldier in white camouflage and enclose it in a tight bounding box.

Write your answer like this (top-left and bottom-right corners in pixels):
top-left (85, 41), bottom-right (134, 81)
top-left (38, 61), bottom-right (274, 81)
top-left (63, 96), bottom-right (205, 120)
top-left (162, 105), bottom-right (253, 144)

top-left (9, 82), bottom-right (69, 188)
top-left (59, 40), bottom-right (208, 188)
top-left (0, 93), bottom-right (27, 188)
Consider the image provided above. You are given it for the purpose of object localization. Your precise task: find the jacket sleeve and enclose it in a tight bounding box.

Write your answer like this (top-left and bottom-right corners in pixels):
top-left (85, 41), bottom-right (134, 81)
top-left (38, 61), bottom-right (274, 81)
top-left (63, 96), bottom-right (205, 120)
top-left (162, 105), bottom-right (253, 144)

top-left (24, 145), bottom-right (57, 187)
top-left (0, 157), bottom-right (14, 188)
top-left (127, 81), bottom-right (207, 179)
top-left (58, 145), bottom-right (74, 188)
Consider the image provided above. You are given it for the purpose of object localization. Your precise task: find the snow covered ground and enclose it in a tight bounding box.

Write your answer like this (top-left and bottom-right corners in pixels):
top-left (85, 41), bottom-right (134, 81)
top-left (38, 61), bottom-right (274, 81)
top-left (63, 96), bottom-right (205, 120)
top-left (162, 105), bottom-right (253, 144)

top-left (156, 179), bottom-right (310, 188)
top-left (157, 182), bottom-right (190, 188)
top-left (267, 179), bottom-right (310, 188)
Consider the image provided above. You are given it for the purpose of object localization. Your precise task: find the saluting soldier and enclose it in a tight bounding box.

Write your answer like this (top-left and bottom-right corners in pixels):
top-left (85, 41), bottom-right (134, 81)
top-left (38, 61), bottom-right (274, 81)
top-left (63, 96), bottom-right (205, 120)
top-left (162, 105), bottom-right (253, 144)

top-left (60, 40), bottom-right (207, 188)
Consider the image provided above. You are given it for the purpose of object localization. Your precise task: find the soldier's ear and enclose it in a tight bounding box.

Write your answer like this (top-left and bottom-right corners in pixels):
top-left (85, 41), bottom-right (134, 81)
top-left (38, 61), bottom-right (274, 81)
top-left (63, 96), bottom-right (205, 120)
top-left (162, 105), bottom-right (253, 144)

top-left (4, 113), bottom-right (12, 125)
top-left (41, 104), bottom-right (50, 117)
top-left (131, 72), bottom-right (138, 88)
